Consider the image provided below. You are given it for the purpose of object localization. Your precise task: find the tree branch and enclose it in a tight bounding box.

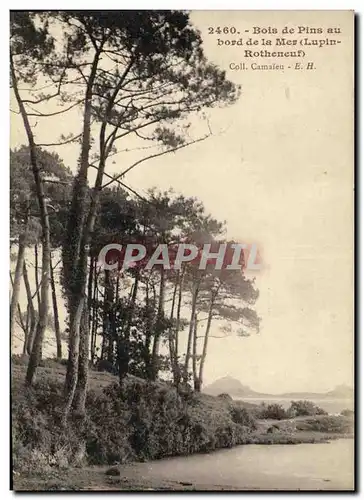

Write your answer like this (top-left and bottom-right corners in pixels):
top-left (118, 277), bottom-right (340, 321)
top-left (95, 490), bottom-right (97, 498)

top-left (35, 132), bottom-right (82, 147)
top-left (25, 99), bottom-right (83, 117)
top-left (89, 164), bottom-right (150, 203)
top-left (102, 133), bottom-right (211, 189)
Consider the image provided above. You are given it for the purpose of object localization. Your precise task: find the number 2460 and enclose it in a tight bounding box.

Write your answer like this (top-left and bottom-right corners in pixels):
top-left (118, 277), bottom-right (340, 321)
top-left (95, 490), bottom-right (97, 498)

top-left (208, 27), bottom-right (237, 35)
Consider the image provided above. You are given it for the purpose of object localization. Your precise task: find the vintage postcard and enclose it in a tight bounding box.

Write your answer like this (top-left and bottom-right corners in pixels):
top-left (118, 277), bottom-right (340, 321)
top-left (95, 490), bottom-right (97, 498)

top-left (10, 10), bottom-right (354, 491)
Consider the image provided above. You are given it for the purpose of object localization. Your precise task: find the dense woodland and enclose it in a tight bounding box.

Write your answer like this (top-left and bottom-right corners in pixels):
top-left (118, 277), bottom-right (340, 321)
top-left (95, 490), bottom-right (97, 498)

top-left (10, 11), bottom-right (260, 424)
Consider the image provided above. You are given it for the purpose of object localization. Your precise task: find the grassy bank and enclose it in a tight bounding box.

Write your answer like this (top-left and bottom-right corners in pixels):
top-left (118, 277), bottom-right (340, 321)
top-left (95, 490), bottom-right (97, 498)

top-left (11, 360), bottom-right (354, 490)
top-left (12, 370), bottom-right (257, 471)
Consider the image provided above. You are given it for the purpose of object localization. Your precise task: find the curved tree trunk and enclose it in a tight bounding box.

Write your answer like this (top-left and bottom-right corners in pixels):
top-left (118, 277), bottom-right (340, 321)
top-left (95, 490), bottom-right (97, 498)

top-left (64, 45), bottom-right (135, 417)
top-left (71, 54), bottom-right (134, 410)
top-left (61, 47), bottom-right (102, 421)
top-left (11, 53), bottom-right (51, 387)
top-left (10, 233), bottom-right (26, 348)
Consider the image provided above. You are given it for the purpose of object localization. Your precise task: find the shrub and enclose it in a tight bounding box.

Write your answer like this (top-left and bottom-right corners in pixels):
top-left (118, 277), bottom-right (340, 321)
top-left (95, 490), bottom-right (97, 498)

top-left (85, 387), bottom-right (132, 464)
top-left (289, 400), bottom-right (327, 417)
top-left (229, 403), bottom-right (257, 429)
top-left (11, 374), bottom-right (261, 471)
top-left (257, 403), bottom-right (288, 420)
top-left (12, 380), bottom-right (87, 472)
top-left (295, 415), bottom-right (353, 434)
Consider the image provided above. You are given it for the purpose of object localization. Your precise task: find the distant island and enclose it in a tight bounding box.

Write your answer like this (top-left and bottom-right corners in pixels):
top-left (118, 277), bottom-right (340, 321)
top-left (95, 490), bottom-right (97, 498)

top-left (203, 376), bottom-right (354, 400)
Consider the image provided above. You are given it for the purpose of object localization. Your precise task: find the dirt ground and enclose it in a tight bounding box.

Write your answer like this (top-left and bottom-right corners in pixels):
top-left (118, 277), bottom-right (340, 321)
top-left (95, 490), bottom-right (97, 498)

top-left (12, 466), bottom-right (246, 491)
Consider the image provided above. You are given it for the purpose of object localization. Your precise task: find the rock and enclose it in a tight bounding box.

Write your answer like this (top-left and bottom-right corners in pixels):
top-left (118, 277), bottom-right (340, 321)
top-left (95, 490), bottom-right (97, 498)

top-left (105, 467), bottom-right (121, 476)
top-left (267, 424), bottom-right (280, 434)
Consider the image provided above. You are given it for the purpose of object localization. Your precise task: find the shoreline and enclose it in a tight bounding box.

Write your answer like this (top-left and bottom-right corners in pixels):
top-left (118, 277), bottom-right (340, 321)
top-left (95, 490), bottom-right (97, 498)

top-left (13, 438), bottom-right (354, 492)
top-left (12, 363), bottom-right (354, 491)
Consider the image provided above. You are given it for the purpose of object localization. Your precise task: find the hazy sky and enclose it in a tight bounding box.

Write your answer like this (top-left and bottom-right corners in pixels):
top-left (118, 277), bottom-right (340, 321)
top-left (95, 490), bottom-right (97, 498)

top-left (10, 11), bottom-right (354, 393)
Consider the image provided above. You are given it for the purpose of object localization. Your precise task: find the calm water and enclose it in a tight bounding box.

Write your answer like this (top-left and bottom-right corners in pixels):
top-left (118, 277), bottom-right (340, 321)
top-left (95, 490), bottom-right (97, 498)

top-left (236, 397), bottom-right (354, 415)
top-left (121, 439), bottom-right (354, 490)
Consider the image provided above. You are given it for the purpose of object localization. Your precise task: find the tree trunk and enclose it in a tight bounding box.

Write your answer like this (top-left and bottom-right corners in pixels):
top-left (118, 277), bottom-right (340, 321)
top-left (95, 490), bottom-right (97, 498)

top-left (65, 48), bottom-right (134, 415)
top-left (63, 295), bottom-right (84, 422)
top-left (150, 268), bottom-right (165, 381)
top-left (62, 49), bottom-right (102, 418)
top-left (118, 270), bottom-right (139, 383)
top-left (10, 232), bottom-right (26, 347)
top-left (34, 244), bottom-right (41, 312)
top-left (87, 256), bottom-right (94, 334)
top-left (23, 302), bottom-right (30, 355)
top-left (71, 247), bottom-right (93, 416)
top-left (90, 257), bottom-right (98, 364)
top-left (143, 276), bottom-right (154, 379)
top-left (73, 152), bottom-right (115, 413)
top-left (168, 275), bottom-right (178, 384)
top-left (173, 269), bottom-right (185, 388)
top-left (198, 294), bottom-right (216, 391)
top-left (192, 313), bottom-right (200, 391)
top-left (26, 241), bottom-right (51, 386)
top-left (184, 280), bottom-right (200, 381)
top-left (115, 270), bottom-right (120, 299)
top-left (102, 270), bottom-right (114, 362)
top-left (23, 261), bottom-right (37, 355)
top-left (73, 307), bottom-right (89, 416)
top-left (50, 252), bottom-right (62, 359)
top-left (11, 52), bottom-right (51, 387)
top-left (34, 243), bottom-right (43, 361)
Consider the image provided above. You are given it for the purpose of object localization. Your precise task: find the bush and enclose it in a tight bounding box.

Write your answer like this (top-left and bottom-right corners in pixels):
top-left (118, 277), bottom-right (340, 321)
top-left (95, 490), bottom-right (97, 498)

top-left (295, 415), bottom-right (353, 434)
top-left (12, 380), bottom-right (87, 472)
top-left (13, 375), bottom-right (256, 470)
top-left (256, 403), bottom-right (288, 420)
top-left (289, 400), bottom-right (327, 417)
top-left (229, 403), bottom-right (257, 429)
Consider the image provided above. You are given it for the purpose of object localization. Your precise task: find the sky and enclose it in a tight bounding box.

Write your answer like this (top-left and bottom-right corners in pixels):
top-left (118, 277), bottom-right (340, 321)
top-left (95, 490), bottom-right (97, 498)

top-left (10, 11), bottom-right (354, 393)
